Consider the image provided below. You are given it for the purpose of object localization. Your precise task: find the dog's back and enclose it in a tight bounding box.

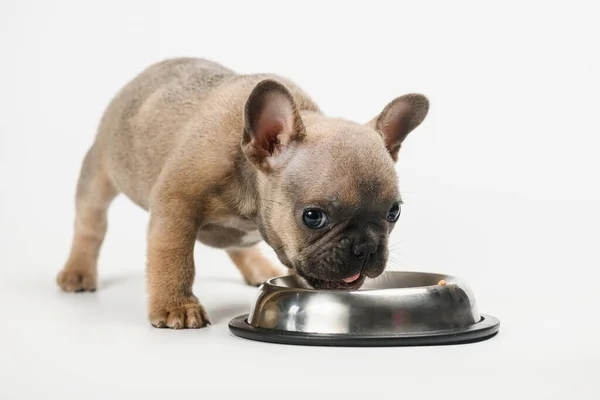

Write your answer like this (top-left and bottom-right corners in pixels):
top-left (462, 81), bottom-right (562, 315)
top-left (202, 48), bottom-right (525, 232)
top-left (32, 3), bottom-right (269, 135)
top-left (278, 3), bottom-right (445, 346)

top-left (92, 58), bottom-right (319, 210)
top-left (92, 58), bottom-right (236, 208)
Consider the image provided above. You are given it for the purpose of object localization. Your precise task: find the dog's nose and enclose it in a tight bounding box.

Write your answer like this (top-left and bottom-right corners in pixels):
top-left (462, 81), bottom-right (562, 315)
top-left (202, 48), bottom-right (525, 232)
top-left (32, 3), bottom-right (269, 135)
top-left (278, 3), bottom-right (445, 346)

top-left (353, 242), bottom-right (378, 261)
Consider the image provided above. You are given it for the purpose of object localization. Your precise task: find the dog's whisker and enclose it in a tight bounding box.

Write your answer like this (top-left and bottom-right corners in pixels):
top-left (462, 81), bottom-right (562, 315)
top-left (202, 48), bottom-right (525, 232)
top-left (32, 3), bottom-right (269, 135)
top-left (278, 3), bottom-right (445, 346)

top-left (386, 255), bottom-right (405, 271)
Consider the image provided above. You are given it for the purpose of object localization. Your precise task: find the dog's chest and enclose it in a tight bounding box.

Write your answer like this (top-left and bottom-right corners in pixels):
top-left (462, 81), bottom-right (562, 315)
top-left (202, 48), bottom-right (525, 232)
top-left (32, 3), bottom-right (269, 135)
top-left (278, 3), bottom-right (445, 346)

top-left (196, 216), bottom-right (262, 249)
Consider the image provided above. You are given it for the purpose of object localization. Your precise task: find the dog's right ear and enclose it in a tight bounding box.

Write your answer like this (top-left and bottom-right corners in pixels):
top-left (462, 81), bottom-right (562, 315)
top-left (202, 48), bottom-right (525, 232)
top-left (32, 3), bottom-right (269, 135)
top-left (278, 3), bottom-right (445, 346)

top-left (242, 79), bottom-right (306, 172)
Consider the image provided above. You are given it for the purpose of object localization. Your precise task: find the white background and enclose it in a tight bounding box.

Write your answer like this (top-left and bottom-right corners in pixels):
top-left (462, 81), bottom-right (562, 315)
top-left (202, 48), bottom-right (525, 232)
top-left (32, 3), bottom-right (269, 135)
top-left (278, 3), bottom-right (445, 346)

top-left (1, 0), bottom-right (599, 399)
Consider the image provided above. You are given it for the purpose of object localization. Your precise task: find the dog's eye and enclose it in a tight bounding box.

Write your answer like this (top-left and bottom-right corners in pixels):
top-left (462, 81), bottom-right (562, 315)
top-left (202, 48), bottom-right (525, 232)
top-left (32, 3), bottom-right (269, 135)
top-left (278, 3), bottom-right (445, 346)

top-left (386, 203), bottom-right (401, 222)
top-left (302, 209), bottom-right (329, 229)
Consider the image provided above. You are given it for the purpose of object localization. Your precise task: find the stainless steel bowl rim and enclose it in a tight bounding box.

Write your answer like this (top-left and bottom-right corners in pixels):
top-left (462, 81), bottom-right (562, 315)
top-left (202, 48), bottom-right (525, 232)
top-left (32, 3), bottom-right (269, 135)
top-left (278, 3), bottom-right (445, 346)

top-left (232, 270), bottom-right (499, 345)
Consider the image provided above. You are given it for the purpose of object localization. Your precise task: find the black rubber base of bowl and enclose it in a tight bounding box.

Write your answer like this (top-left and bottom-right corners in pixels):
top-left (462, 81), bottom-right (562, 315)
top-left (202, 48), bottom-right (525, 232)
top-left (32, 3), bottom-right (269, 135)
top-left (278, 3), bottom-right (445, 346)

top-left (228, 314), bottom-right (500, 347)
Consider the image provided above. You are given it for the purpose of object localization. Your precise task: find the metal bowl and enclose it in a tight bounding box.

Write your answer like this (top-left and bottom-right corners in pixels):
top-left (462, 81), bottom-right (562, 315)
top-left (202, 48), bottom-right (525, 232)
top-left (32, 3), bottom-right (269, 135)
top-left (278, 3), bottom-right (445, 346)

top-left (228, 271), bottom-right (499, 346)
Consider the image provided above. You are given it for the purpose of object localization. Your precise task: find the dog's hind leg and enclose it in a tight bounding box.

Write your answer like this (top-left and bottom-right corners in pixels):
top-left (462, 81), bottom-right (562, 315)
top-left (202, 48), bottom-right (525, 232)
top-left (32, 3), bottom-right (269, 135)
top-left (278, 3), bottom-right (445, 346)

top-left (57, 143), bottom-right (119, 292)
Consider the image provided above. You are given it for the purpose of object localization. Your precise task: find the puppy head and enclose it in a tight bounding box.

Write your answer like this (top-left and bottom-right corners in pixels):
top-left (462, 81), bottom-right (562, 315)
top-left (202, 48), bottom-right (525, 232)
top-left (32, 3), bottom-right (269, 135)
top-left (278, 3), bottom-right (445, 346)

top-left (242, 79), bottom-right (429, 290)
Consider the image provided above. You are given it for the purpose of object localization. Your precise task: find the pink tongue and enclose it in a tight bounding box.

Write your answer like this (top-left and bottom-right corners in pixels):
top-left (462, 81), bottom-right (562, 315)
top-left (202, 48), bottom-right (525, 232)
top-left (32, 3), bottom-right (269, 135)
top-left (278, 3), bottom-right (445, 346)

top-left (343, 273), bottom-right (361, 283)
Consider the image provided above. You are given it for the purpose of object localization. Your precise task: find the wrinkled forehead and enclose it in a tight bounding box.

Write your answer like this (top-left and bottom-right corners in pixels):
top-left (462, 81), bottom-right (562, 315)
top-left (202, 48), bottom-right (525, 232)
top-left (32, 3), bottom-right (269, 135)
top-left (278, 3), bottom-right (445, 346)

top-left (283, 134), bottom-right (400, 208)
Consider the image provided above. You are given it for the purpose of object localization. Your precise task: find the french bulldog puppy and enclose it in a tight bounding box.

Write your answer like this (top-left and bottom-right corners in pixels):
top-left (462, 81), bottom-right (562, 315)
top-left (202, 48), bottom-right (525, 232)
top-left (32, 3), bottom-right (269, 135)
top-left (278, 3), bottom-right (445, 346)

top-left (56, 58), bottom-right (429, 329)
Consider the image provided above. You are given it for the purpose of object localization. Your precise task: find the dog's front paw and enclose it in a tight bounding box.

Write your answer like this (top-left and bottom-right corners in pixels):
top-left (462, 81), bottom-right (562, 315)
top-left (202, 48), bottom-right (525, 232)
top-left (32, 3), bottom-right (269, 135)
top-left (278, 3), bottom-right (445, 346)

top-left (56, 267), bottom-right (97, 292)
top-left (243, 259), bottom-right (284, 287)
top-left (227, 247), bottom-right (285, 287)
top-left (149, 296), bottom-right (210, 329)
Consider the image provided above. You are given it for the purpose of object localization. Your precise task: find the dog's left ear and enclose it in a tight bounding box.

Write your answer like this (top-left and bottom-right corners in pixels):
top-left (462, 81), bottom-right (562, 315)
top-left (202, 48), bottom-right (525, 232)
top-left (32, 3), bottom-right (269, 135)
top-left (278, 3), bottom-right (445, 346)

top-left (367, 94), bottom-right (429, 162)
top-left (242, 79), bottom-right (306, 172)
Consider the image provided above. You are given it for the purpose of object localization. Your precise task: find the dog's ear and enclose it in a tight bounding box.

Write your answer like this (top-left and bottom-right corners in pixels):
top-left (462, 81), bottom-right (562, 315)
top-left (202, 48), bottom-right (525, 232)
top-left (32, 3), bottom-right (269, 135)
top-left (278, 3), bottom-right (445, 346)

top-left (367, 94), bottom-right (429, 162)
top-left (242, 79), bottom-right (306, 171)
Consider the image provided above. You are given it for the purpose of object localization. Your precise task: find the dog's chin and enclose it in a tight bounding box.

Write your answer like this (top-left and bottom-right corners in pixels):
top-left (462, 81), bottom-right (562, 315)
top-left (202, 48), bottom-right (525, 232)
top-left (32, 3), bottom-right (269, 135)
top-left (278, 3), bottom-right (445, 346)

top-left (299, 273), bottom-right (367, 291)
